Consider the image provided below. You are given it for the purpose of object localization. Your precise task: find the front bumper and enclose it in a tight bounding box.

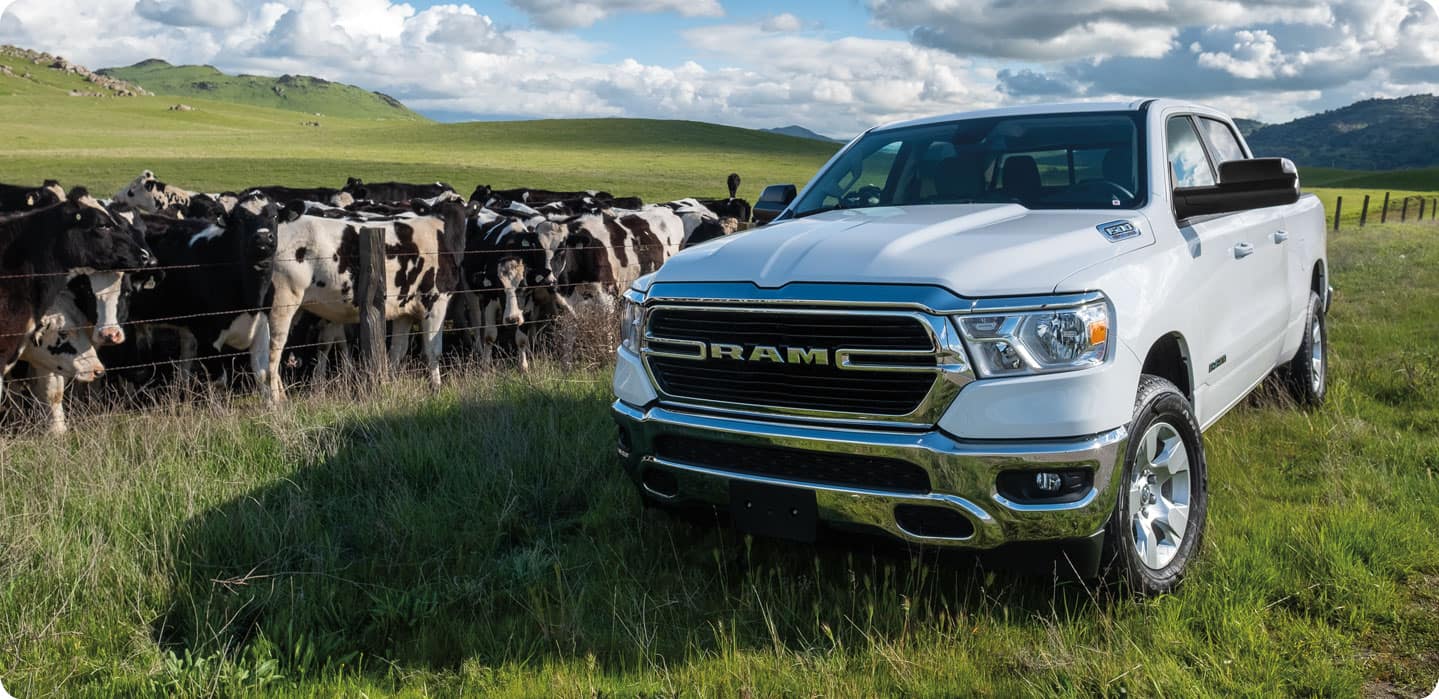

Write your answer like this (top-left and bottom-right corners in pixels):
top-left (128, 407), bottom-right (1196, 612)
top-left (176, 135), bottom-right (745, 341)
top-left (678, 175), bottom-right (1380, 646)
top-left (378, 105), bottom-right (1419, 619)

top-left (613, 400), bottom-right (1128, 549)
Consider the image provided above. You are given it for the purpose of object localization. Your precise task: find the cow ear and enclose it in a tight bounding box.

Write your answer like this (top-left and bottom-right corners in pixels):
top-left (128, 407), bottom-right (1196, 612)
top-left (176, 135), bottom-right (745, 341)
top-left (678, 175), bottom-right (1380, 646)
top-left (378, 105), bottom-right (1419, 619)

top-left (279, 200), bottom-right (305, 223)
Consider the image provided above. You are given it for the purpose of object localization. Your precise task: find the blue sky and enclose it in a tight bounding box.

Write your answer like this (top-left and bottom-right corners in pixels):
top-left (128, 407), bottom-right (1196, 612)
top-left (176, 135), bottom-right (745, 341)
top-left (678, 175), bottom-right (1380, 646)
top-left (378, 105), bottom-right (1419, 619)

top-left (1, 0), bottom-right (1437, 135)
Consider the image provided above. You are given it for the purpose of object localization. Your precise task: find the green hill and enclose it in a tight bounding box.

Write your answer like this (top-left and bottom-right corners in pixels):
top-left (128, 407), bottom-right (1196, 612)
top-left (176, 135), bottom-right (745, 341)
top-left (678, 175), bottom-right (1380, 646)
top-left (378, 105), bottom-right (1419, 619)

top-left (0, 45), bottom-right (150, 97)
top-left (1247, 94), bottom-right (1439, 170)
top-left (97, 59), bottom-right (422, 121)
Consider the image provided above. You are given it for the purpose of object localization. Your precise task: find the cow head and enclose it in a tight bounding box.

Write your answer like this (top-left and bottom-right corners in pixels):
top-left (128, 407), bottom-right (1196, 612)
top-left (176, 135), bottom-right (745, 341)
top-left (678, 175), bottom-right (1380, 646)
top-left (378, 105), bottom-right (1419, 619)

top-left (115, 170), bottom-right (191, 214)
top-left (469, 184), bottom-right (493, 205)
top-left (27, 291), bottom-right (105, 383)
top-left (342, 177), bottom-right (368, 200)
top-left (51, 189), bottom-right (153, 273)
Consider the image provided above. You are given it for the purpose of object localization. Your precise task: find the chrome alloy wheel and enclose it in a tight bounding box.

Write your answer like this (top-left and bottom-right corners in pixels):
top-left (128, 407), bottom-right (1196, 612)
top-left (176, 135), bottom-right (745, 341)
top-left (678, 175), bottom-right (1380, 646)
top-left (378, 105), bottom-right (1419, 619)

top-left (1310, 316), bottom-right (1325, 395)
top-left (1129, 421), bottom-right (1192, 570)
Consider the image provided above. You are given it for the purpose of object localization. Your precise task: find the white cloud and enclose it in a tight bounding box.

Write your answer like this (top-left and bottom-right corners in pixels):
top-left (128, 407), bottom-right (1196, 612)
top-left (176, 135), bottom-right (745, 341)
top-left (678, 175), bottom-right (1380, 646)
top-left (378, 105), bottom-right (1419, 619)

top-left (505, 0), bottom-right (722, 30)
top-left (760, 12), bottom-right (801, 32)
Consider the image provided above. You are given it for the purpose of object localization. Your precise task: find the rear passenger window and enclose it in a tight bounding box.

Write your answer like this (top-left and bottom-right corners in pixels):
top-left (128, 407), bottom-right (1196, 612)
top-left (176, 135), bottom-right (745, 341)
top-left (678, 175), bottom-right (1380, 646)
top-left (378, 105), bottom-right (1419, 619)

top-left (1199, 118), bottom-right (1247, 167)
top-left (1166, 116), bottom-right (1215, 188)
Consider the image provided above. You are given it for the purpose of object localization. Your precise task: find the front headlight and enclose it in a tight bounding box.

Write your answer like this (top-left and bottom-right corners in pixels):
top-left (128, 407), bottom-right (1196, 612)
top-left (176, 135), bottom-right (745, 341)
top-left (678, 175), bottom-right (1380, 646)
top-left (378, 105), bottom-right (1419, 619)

top-left (957, 299), bottom-right (1111, 377)
top-left (619, 296), bottom-right (644, 354)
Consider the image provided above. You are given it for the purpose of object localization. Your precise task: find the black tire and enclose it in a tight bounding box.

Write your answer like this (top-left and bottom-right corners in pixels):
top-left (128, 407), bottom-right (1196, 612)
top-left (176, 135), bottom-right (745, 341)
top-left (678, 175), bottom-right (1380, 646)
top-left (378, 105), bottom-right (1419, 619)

top-left (1280, 291), bottom-right (1327, 407)
top-left (1101, 375), bottom-right (1208, 596)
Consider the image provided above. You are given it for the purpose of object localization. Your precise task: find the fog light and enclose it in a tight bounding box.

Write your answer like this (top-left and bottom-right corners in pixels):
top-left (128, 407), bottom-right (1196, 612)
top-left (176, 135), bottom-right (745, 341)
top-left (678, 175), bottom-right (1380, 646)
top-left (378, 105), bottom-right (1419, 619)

top-left (996, 468), bottom-right (1093, 505)
top-left (1035, 472), bottom-right (1063, 492)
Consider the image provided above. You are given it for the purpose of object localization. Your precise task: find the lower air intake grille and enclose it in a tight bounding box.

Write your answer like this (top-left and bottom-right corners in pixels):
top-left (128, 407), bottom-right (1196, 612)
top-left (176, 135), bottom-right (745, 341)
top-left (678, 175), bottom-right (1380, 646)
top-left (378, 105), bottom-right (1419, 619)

top-left (655, 435), bottom-right (932, 494)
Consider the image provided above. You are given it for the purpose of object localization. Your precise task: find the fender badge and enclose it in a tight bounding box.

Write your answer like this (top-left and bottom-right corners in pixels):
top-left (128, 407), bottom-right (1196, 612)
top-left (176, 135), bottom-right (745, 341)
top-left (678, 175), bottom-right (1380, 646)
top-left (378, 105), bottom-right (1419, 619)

top-left (1098, 220), bottom-right (1140, 242)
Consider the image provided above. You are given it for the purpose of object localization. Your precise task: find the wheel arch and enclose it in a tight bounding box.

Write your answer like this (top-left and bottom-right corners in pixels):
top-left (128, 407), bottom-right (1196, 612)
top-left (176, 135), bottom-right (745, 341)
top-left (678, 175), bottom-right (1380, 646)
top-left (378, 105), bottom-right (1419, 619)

top-left (1139, 332), bottom-right (1194, 406)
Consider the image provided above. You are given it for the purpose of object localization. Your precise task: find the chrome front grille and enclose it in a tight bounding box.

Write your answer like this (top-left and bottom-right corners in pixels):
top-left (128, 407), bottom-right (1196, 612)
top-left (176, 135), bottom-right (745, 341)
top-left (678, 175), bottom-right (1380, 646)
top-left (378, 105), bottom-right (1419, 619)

top-left (641, 304), bottom-right (972, 425)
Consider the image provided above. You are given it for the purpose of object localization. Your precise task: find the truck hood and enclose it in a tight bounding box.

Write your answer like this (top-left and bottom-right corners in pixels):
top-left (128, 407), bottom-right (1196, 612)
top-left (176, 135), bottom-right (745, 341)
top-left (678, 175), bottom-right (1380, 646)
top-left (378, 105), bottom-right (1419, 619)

top-left (660, 204), bottom-right (1155, 297)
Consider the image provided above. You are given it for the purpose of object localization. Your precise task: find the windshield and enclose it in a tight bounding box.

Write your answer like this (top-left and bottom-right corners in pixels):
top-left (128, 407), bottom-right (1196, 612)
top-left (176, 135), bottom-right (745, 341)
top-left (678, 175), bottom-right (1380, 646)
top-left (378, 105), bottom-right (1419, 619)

top-left (791, 112), bottom-right (1146, 217)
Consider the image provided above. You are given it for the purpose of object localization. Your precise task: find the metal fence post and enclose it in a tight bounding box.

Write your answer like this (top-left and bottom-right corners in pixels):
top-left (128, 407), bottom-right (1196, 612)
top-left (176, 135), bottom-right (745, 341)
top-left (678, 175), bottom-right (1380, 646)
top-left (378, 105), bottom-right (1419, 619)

top-left (1333, 196), bottom-right (1342, 231)
top-left (1359, 194), bottom-right (1370, 227)
top-left (357, 226), bottom-right (388, 384)
top-left (1381, 192), bottom-right (1390, 223)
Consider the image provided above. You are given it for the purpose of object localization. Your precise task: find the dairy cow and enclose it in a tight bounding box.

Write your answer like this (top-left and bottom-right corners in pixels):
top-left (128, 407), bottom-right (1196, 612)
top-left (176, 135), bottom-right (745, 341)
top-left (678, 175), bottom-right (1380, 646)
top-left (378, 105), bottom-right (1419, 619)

top-left (0, 180), bottom-right (64, 213)
top-left (343, 178), bottom-right (455, 204)
top-left (265, 201), bottom-right (467, 400)
top-left (16, 289), bottom-right (105, 433)
top-left (121, 193), bottom-right (281, 384)
top-left (115, 171), bottom-right (196, 215)
top-left (0, 189), bottom-right (152, 395)
top-left (553, 206), bottom-right (683, 308)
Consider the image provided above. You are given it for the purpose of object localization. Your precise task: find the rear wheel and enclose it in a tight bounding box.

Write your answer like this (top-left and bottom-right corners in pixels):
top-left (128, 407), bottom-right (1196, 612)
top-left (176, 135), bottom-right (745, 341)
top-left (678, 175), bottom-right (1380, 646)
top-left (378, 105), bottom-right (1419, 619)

top-left (1102, 375), bottom-right (1208, 595)
top-left (1280, 291), bottom-right (1327, 407)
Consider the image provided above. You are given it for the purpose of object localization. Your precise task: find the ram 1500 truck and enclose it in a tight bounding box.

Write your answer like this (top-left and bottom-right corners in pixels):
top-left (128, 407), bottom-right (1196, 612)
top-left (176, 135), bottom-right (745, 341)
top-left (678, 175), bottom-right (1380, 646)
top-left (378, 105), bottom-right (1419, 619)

top-left (611, 100), bottom-right (1329, 594)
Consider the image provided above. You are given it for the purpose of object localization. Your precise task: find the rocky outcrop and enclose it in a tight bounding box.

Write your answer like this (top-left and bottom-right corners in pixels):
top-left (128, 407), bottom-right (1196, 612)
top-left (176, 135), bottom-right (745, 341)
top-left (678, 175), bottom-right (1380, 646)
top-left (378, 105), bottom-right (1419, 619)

top-left (0, 45), bottom-right (153, 96)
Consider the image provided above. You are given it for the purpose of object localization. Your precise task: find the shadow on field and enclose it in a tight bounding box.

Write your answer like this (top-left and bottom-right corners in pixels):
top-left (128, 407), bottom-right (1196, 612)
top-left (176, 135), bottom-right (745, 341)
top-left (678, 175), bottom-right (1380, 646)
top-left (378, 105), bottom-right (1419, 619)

top-left (157, 380), bottom-right (1106, 679)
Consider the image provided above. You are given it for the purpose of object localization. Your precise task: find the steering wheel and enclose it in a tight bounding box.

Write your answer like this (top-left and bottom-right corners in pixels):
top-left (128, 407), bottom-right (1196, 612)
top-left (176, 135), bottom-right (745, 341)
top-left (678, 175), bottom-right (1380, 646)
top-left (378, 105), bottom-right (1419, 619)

top-left (1071, 179), bottom-right (1136, 202)
top-left (841, 185), bottom-right (885, 208)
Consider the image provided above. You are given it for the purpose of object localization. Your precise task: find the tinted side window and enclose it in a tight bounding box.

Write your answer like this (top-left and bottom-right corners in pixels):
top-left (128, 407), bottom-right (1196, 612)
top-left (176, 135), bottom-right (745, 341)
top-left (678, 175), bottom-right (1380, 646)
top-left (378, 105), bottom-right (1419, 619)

top-left (1166, 116), bottom-right (1215, 188)
top-left (1199, 118), bottom-right (1247, 166)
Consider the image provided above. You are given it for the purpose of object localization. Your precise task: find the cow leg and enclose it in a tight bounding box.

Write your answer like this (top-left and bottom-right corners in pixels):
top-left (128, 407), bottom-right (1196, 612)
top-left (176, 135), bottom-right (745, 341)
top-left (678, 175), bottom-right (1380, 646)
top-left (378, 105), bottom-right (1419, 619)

top-left (422, 296), bottom-right (451, 390)
top-left (389, 318), bottom-right (414, 371)
top-left (266, 289), bottom-right (303, 403)
top-left (463, 293), bottom-right (485, 354)
top-left (43, 372), bottom-right (67, 435)
top-left (480, 299), bottom-right (500, 367)
top-left (313, 321), bottom-right (344, 379)
top-left (516, 326), bottom-right (531, 373)
top-left (175, 328), bottom-right (199, 385)
top-left (249, 315), bottom-right (271, 388)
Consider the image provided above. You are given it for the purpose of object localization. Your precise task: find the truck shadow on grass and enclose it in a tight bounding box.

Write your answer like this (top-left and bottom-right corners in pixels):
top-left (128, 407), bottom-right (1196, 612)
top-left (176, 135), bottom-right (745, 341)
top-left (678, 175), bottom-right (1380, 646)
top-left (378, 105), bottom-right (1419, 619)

top-left (155, 379), bottom-right (1113, 683)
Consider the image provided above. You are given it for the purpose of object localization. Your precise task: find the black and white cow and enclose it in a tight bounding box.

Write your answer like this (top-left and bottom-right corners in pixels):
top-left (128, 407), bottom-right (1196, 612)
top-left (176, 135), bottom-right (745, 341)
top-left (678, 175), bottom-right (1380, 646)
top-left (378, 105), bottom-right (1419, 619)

top-left (553, 206), bottom-right (683, 310)
top-left (0, 180), bottom-right (64, 213)
top-left (0, 189), bottom-right (152, 394)
top-left (114, 170), bottom-right (196, 216)
top-left (122, 193), bottom-right (280, 385)
top-left (16, 288), bottom-right (105, 433)
top-left (246, 185), bottom-right (354, 208)
top-left (265, 201), bottom-right (467, 400)
top-left (343, 178), bottom-right (455, 204)
top-left (462, 210), bottom-right (568, 370)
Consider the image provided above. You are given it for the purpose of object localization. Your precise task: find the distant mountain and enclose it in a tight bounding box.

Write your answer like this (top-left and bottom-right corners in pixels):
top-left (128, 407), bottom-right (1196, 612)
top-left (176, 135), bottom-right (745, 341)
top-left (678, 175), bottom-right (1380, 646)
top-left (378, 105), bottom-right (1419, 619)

top-left (98, 59), bottom-right (422, 121)
top-left (1232, 118), bottom-right (1267, 137)
top-left (1246, 95), bottom-right (1439, 170)
top-left (764, 125), bottom-right (844, 143)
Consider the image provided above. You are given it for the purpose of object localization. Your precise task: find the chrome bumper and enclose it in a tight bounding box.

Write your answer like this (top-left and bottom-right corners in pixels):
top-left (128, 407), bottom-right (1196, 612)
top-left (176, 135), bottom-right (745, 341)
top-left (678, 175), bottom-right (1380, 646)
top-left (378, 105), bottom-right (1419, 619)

top-left (613, 401), bottom-right (1128, 549)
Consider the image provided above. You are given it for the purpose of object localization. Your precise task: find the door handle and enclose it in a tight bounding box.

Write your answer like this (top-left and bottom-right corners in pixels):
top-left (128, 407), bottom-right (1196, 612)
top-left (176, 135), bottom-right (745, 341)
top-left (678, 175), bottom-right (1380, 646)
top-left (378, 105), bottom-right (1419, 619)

top-left (1273, 230), bottom-right (1290, 244)
top-left (1233, 242), bottom-right (1255, 259)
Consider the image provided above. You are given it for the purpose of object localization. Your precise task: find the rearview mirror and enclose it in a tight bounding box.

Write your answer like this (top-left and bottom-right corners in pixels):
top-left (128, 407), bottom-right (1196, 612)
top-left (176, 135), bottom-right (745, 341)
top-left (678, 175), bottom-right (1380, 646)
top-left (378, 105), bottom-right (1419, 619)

top-left (753, 184), bottom-right (797, 225)
top-left (1173, 157), bottom-right (1300, 221)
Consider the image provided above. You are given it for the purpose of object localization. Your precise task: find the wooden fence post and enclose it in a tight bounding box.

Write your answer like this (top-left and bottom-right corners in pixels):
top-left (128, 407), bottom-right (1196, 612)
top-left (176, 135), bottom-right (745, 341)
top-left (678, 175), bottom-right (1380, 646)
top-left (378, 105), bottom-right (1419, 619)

top-left (1421, 199), bottom-right (1428, 221)
top-left (356, 226), bottom-right (388, 384)
top-left (1401, 197), bottom-right (1410, 222)
top-left (1359, 195), bottom-right (1370, 227)
top-left (1381, 192), bottom-right (1390, 223)
top-left (1333, 196), bottom-right (1342, 231)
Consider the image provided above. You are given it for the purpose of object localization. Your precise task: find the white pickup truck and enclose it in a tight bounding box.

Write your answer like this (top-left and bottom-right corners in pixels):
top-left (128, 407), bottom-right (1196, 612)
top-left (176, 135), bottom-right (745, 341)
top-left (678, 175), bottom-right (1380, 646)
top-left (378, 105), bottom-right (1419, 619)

top-left (612, 100), bottom-right (1329, 594)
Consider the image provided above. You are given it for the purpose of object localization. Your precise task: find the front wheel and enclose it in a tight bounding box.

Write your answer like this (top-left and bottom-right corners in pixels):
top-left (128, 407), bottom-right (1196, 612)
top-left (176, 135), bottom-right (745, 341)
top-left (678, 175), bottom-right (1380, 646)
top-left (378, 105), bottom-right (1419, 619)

top-left (1280, 291), bottom-right (1327, 407)
top-left (1102, 375), bottom-right (1209, 596)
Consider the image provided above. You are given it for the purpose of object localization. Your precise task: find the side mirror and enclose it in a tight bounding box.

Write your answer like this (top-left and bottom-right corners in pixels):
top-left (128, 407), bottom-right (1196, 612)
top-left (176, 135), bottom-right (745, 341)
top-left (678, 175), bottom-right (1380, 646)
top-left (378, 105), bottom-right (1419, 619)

top-left (752, 184), bottom-right (797, 225)
top-left (1173, 157), bottom-right (1300, 221)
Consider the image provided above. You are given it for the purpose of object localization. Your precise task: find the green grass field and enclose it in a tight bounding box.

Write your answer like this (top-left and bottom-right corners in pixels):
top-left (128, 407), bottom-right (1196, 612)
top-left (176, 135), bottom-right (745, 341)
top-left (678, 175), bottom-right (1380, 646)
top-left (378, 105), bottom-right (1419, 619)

top-left (2, 89), bottom-right (1439, 697)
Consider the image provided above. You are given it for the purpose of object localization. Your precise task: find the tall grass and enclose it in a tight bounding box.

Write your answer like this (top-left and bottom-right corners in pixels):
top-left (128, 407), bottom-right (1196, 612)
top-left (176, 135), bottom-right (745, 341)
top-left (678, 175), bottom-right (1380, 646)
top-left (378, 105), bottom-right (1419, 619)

top-left (0, 223), bottom-right (1435, 696)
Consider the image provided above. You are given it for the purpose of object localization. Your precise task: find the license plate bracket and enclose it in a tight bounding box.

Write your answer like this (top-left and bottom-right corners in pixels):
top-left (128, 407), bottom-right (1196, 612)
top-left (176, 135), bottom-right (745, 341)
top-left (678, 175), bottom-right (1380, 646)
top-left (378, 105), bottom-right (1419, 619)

top-left (729, 480), bottom-right (818, 543)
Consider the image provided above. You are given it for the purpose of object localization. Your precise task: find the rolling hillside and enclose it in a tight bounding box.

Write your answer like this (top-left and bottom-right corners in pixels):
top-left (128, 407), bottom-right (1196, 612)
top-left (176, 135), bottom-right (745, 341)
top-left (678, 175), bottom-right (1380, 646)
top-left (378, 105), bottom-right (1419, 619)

top-left (1247, 95), bottom-right (1439, 170)
top-left (98, 59), bottom-right (422, 121)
